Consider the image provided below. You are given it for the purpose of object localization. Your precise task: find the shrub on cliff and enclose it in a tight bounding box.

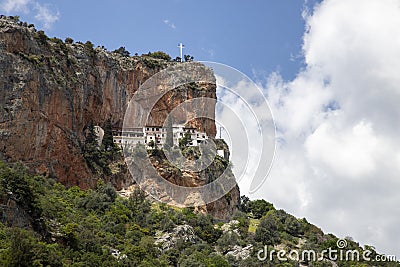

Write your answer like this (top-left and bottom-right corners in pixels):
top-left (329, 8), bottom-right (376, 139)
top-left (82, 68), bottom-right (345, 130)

top-left (35, 30), bottom-right (48, 45)
top-left (184, 54), bottom-right (194, 62)
top-left (101, 119), bottom-right (120, 155)
top-left (83, 122), bottom-right (106, 173)
top-left (83, 120), bottom-right (121, 175)
top-left (147, 51), bottom-right (171, 61)
top-left (83, 41), bottom-right (96, 58)
top-left (113, 46), bottom-right (130, 57)
top-left (65, 37), bottom-right (74, 44)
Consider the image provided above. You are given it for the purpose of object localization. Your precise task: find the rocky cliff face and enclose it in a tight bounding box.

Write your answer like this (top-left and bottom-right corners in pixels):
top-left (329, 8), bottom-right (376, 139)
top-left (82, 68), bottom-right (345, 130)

top-left (0, 16), bottom-right (238, 220)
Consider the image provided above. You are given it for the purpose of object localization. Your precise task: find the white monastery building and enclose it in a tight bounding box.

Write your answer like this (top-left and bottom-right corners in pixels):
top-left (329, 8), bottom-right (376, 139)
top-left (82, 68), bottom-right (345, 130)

top-left (113, 124), bottom-right (208, 149)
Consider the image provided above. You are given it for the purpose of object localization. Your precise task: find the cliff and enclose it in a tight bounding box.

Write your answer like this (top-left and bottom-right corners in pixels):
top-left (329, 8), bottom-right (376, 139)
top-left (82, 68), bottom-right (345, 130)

top-left (0, 16), bottom-right (238, 220)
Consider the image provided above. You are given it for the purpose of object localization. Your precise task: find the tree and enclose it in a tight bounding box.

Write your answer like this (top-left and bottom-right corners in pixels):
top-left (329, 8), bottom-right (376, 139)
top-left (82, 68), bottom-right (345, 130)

top-left (65, 37), bottom-right (74, 44)
top-left (83, 41), bottom-right (96, 58)
top-left (284, 215), bottom-right (302, 236)
top-left (217, 231), bottom-right (240, 253)
top-left (128, 188), bottom-right (151, 227)
top-left (239, 195), bottom-right (250, 212)
top-left (9, 15), bottom-right (20, 22)
top-left (232, 210), bottom-right (250, 237)
top-left (7, 228), bottom-right (37, 266)
top-left (83, 122), bottom-right (102, 172)
top-left (84, 40), bottom-right (94, 49)
top-left (192, 214), bottom-right (222, 243)
top-left (272, 209), bottom-right (303, 236)
top-left (113, 46), bottom-right (130, 57)
top-left (36, 30), bottom-right (48, 45)
top-left (0, 163), bottom-right (42, 220)
top-left (147, 51), bottom-right (171, 61)
top-left (102, 119), bottom-right (116, 152)
top-left (247, 199), bottom-right (274, 219)
top-left (78, 181), bottom-right (117, 213)
top-left (184, 54), bottom-right (194, 62)
top-left (255, 213), bottom-right (280, 245)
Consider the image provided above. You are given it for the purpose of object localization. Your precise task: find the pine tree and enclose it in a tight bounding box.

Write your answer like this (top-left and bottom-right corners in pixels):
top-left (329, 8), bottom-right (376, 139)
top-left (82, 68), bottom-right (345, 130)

top-left (102, 119), bottom-right (115, 152)
top-left (83, 122), bottom-right (102, 172)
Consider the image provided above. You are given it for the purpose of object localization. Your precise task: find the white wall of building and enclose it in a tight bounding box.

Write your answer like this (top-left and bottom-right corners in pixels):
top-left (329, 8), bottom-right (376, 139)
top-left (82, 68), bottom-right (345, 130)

top-left (113, 124), bottom-right (209, 149)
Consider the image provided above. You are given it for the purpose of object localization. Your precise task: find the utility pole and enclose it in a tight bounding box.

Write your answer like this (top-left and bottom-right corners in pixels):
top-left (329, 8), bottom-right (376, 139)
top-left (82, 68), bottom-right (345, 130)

top-left (178, 43), bottom-right (184, 62)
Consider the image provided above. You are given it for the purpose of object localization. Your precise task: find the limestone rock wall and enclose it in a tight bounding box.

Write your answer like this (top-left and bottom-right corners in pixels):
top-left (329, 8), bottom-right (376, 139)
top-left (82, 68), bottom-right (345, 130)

top-left (0, 16), bottom-right (238, 220)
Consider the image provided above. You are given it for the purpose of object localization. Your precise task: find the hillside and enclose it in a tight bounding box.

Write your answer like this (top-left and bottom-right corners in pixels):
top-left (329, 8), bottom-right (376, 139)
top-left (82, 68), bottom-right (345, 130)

top-left (0, 162), bottom-right (398, 266)
top-left (0, 16), bottom-right (399, 266)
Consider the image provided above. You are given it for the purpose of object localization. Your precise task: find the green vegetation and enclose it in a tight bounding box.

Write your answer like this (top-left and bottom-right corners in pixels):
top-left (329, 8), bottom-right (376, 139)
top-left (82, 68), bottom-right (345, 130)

top-left (83, 41), bottom-right (96, 58)
top-left (0, 162), bottom-right (225, 266)
top-left (113, 47), bottom-right (130, 57)
top-left (83, 120), bottom-right (121, 175)
top-left (65, 37), bottom-right (74, 44)
top-left (239, 196), bottom-right (274, 219)
top-left (184, 54), bottom-right (194, 62)
top-left (147, 51), bottom-right (171, 61)
top-left (178, 131), bottom-right (192, 149)
top-left (0, 162), bottom-right (397, 266)
top-left (35, 30), bottom-right (48, 45)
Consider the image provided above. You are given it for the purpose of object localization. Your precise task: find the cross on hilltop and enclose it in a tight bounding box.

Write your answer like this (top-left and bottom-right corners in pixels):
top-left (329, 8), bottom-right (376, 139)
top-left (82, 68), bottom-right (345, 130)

top-left (178, 43), bottom-right (184, 62)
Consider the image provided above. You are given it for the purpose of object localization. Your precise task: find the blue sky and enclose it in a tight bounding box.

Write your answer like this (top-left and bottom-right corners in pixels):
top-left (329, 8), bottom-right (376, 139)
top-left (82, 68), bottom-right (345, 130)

top-left (2, 0), bottom-right (319, 80)
top-left (2, 0), bottom-right (400, 260)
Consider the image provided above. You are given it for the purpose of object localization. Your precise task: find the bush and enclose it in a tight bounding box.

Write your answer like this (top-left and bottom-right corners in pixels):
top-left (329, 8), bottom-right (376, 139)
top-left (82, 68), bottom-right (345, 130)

top-left (35, 30), bottom-right (48, 45)
top-left (0, 162), bottom-right (43, 219)
top-left (84, 41), bottom-right (96, 57)
top-left (217, 231), bottom-right (240, 253)
top-left (147, 51), bottom-right (171, 61)
top-left (65, 37), bottom-right (74, 44)
top-left (242, 198), bottom-right (274, 219)
top-left (184, 54), bottom-right (194, 62)
top-left (192, 214), bottom-right (222, 243)
top-left (78, 185), bottom-right (116, 213)
top-left (113, 46), bottom-right (130, 57)
top-left (254, 213), bottom-right (280, 245)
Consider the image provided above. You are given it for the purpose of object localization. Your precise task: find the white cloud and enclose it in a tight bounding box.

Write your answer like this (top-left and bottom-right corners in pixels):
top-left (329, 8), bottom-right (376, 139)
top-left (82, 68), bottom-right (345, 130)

top-left (305, 119), bottom-right (381, 178)
top-left (34, 3), bottom-right (59, 30)
top-left (0, 0), bottom-right (31, 13)
top-left (163, 19), bottom-right (176, 29)
top-left (244, 0), bottom-right (400, 259)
